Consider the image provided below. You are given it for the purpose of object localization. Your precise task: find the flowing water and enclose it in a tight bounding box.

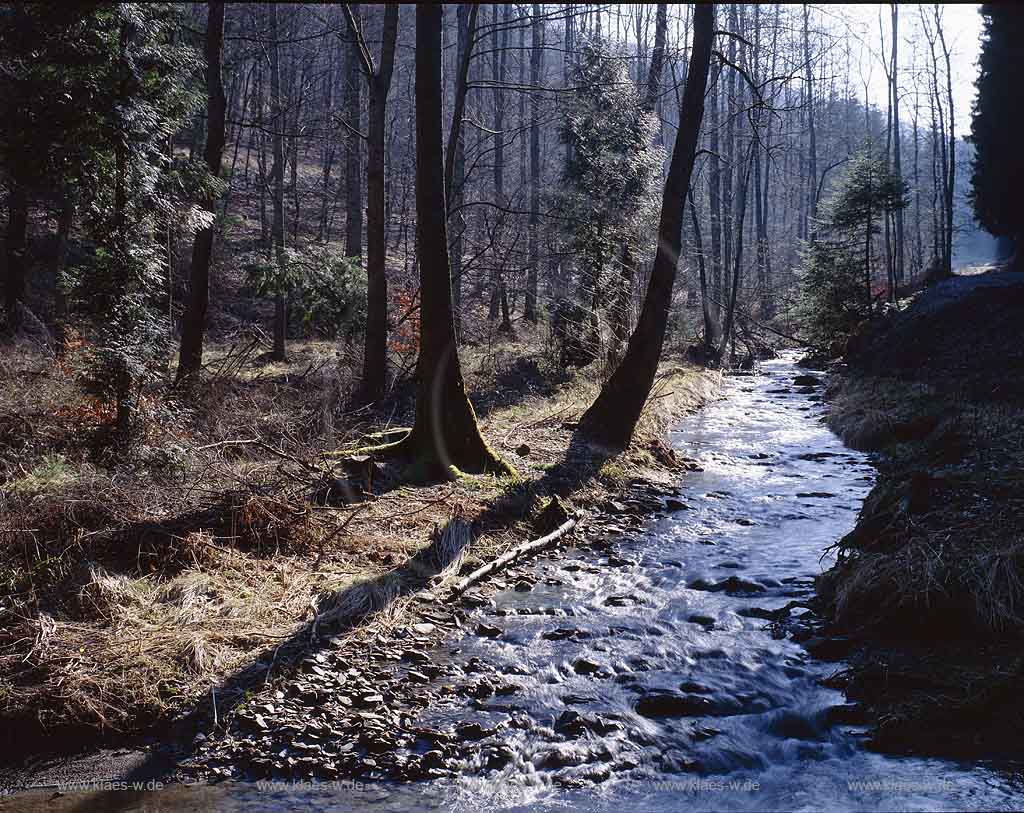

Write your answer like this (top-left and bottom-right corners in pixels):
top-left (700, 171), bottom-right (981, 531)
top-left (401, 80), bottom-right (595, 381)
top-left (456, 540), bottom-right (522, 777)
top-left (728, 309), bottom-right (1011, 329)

top-left (5, 355), bottom-right (1021, 812)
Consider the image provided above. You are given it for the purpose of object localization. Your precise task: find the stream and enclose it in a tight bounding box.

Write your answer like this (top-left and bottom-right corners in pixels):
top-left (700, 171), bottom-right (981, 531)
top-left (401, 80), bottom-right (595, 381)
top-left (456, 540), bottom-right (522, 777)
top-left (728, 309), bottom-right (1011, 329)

top-left (5, 354), bottom-right (1021, 812)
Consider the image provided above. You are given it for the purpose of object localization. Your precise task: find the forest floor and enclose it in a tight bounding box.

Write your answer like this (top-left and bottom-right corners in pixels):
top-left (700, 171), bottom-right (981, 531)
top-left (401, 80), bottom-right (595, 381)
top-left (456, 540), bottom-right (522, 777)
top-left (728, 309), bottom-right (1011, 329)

top-left (815, 266), bottom-right (1024, 757)
top-left (0, 331), bottom-right (720, 773)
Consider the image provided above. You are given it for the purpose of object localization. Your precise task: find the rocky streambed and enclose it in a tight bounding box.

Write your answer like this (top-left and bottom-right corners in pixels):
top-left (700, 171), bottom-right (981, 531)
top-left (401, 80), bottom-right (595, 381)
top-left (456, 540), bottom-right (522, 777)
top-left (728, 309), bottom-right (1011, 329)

top-left (5, 354), bottom-right (1021, 812)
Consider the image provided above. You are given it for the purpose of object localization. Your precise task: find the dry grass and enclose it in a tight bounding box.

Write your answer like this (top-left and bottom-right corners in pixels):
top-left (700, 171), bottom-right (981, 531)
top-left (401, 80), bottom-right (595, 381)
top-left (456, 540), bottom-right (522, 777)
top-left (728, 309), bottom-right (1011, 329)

top-left (822, 372), bottom-right (1024, 638)
top-left (0, 335), bottom-right (719, 738)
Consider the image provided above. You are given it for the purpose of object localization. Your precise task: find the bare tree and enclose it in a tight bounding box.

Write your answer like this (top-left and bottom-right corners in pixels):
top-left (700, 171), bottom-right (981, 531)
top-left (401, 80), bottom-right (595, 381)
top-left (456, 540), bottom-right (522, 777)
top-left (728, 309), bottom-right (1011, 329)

top-left (578, 3), bottom-right (715, 448)
top-left (401, 4), bottom-right (511, 477)
top-left (177, 1), bottom-right (226, 384)
top-left (343, 3), bottom-right (399, 402)
top-left (268, 3), bottom-right (287, 362)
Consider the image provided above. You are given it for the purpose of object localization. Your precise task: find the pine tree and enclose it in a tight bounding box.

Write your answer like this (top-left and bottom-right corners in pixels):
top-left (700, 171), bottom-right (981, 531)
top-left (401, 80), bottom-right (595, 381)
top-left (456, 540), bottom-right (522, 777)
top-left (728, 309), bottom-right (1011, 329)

top-left (970, 4), bottom-right (1024, 259)
top-left (551, 38), bottom-right (663, 366)
top-left (798, 146), bottom-right (909, 352)
top-left (62, 4), bottom-right (204, 440)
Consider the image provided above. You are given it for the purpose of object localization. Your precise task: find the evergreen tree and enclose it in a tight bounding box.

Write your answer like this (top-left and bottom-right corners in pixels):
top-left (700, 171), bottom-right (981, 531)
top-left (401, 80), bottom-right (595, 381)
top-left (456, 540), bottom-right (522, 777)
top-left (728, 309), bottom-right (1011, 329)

top-left (798, 147), bottom-right (909, 352)
top-left (969, 4), bottom-right (1024, 258)
top-left (551, 38), bottom-right (663, 365)
top-left (56, 4), bottom-right (204, 440)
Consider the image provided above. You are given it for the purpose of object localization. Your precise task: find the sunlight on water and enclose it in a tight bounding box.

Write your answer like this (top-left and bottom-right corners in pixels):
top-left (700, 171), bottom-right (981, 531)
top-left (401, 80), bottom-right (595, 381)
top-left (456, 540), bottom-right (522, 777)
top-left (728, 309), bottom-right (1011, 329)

top-left (6, 354), bottom-right (1020, 813)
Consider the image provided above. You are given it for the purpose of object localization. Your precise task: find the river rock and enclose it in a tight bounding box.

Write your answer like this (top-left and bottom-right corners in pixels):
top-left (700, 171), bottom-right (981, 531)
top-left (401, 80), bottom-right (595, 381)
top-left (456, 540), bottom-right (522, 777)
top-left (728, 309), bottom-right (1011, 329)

top-left (793, 374), bottom-right (822, 386)
top-left (544, 627), bottom-right (588, 641)
top-left (455, 721), bottom-right (498, 741)
top-left (554, 710), bottom-right (623, 737)
top-left (688, 576), bottom-right (766, 594)
top-left (401, 649), bottom-right (430, 665)
top-left (572, 657), bottom-right (603, 676)
top-left (635, 690), bottom-right (741, 719)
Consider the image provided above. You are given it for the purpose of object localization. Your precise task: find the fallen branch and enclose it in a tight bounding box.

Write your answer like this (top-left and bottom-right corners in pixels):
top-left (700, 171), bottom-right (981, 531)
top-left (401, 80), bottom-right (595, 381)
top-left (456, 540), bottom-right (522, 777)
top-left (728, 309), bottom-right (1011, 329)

top-left (450, 517), bottom-right (577, 596)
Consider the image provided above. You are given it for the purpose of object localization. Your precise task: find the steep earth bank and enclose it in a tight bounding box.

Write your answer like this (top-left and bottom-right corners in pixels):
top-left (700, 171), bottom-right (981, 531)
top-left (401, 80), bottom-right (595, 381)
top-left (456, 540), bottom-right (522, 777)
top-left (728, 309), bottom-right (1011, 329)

top-left (816, 269), bottom-right (1024, 756)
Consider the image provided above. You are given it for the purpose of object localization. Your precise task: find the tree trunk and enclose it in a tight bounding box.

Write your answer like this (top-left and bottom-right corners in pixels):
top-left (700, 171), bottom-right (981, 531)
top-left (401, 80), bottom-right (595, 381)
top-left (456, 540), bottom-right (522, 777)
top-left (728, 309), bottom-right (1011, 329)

top-left (525, 4), bottom-right (542, 324)
top-left (345, 4), bottom-right (398, 403)
top-left (803, 5), bottom-right (818, 229)
top-left (114, 21), bottom-right (133, 439)
top-left (706, 42), bottom-right (723, 346)
top-left (688, 189), bottom-right (716, 348)
top-left (345, 3), bottom-right (363, 261)
top-left (937, 13), bottom-right (955, 275)
top-left (578, 3), bottom-right (714, 449)
top-left (891, 3), bottom-right (905, 285)
top-left (445, 4), bottom-right (478, 342)
top-left (403, 4), bottom-right (511, 477)
top-left (489, 5), bottom-right (511, 327)
top-left (644, 4), bottom-right (668, 111)
top-left (177, 1), bottom-right (226, 384)
top-left (717, 145), bottom-right (754, 365)
top-left (268, 3), bottom-right (287, 362)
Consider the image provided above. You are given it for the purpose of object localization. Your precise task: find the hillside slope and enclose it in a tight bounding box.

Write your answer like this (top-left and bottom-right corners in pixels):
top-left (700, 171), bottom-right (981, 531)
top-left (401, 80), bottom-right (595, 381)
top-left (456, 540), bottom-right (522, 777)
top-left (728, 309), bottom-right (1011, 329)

top-left (817, 268), bottom-right (1024, 756)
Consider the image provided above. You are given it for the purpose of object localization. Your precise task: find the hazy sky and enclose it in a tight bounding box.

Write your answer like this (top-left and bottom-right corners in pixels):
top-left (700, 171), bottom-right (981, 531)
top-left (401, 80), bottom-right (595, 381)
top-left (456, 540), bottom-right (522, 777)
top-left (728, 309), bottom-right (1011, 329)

top-left (840, 4), bottom-right (983, 134)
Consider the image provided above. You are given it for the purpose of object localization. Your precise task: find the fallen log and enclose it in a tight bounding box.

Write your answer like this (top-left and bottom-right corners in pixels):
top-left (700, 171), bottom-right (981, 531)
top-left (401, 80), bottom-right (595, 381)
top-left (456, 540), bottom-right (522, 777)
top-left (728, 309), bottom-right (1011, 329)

top-left (450, 517), bottom-right (577, 596)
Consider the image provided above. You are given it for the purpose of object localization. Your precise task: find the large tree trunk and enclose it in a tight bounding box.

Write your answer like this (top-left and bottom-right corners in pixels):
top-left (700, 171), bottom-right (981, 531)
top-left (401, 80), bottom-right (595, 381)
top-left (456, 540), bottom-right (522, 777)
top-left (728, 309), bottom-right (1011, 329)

top-left (177, 1), bottom-right (226, 384)
top-left (268, 3), bottom-right (287, 362)
top-left (344, 3), bottom-right (362, 261)
top-left (578, 3), bottom-right (714, 449)
top-left (403, 5), bottom-right (511, 478)
top-left (525, 4), bottom-right (542, 324)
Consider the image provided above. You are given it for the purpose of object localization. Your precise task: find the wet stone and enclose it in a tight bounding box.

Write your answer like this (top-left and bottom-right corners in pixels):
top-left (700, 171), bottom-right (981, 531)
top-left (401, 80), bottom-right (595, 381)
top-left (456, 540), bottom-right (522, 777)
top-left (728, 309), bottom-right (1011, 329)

top-left (455, 721), bottom-right (498, 741)
top-left (572, 657), bottom-right (603, 676)
top-left (688, 576), bottom-right (766, 595)
top-left (554, 710), bottom-right (624, 737)
top-left (543, 627), bottom-right (588, 641)
top-left (635, 690), bottom-right (738, 719)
